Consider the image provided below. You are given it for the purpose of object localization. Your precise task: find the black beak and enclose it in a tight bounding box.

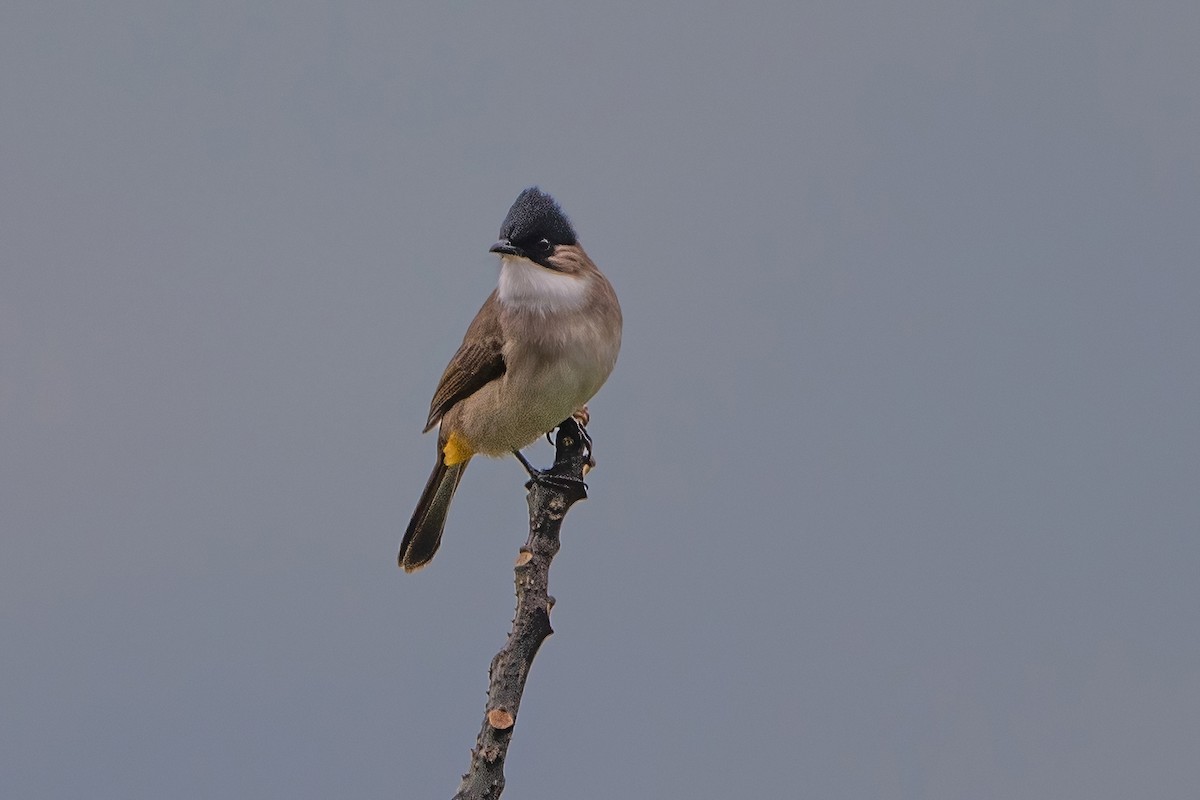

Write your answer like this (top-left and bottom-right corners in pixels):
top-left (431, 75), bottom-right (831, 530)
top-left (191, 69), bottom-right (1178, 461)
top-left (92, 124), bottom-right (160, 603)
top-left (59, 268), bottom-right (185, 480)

top-left (489, 239), bottom-right (521, 257)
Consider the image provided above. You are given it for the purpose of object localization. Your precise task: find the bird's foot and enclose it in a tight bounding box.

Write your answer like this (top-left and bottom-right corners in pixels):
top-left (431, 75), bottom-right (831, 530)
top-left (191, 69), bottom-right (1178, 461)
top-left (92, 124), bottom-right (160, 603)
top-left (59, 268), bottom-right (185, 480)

top-left (570, 415), bottom-right (595, 470)
top-left (541, 408), bottom-right (595, 467)
top-left (512, 449), bottom-right (588, 492)
top-left (571, 405), bottom-right (591, 428)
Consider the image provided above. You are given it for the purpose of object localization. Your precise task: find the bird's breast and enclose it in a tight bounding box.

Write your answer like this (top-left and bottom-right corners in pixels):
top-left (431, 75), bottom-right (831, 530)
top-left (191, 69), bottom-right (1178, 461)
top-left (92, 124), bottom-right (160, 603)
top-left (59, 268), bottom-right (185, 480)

top-left (504, 310), bottom-right (615, 409)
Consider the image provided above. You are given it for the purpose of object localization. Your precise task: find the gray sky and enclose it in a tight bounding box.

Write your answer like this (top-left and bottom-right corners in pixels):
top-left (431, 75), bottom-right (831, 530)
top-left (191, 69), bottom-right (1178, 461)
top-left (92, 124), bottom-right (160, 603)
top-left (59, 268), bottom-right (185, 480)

top-left (3, 2), bottom-right (1198, 798)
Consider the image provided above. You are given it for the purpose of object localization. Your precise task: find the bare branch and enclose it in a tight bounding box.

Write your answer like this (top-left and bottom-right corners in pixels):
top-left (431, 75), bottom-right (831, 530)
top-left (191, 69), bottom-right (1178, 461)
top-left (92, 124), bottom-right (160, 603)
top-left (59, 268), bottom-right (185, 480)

top-left (452, 418), bottom-right (593, 800)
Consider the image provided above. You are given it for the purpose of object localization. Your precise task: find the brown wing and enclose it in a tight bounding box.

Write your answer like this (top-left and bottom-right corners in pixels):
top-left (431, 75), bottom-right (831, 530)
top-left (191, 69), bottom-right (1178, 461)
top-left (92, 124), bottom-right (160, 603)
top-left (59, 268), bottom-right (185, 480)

top-left (423, 291), bottom-right (505, 432)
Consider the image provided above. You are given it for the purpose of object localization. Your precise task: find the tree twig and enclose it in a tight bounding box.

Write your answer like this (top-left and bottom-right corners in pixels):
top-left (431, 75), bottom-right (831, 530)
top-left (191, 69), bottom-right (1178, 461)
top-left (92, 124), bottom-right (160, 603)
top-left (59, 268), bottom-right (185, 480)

top-left (452, 418), bottom-right (592, 800)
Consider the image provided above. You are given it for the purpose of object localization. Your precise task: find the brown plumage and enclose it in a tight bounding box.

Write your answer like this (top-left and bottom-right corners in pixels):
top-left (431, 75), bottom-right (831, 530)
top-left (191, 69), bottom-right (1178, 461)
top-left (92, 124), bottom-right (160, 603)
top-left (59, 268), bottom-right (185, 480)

top-left (399, 189), bottom-right (621, 572)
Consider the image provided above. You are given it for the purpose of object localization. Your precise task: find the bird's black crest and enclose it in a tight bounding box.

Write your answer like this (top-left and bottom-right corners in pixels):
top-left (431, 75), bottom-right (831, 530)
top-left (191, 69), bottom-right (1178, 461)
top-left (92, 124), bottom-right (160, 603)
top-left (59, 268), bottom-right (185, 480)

top-left (498, 187), bottom-right (577, 246)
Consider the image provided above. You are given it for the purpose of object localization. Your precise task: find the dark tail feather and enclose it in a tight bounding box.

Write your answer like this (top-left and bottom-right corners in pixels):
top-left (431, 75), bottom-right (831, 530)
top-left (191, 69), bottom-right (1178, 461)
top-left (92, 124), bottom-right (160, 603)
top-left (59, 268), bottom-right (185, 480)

top-left (399, 458), bottom-right (468, 572)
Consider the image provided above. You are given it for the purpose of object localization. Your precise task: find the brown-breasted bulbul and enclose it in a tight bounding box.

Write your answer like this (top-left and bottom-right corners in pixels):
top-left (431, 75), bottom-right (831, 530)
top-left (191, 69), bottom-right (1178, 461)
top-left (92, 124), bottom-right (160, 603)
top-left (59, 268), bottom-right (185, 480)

top-left (398, 188), bottom-right (622, 571)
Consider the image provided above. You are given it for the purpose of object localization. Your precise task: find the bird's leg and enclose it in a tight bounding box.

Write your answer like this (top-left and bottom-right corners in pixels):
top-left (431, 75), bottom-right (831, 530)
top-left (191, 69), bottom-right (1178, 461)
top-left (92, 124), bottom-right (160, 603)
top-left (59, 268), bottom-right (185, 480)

top-left (512, 449), bottom-right (541, 478)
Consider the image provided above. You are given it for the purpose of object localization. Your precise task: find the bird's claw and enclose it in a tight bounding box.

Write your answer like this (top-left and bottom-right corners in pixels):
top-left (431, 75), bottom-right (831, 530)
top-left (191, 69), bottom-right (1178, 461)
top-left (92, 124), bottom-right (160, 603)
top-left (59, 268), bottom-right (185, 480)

top-left (513, 445), bottom-right (589, 492)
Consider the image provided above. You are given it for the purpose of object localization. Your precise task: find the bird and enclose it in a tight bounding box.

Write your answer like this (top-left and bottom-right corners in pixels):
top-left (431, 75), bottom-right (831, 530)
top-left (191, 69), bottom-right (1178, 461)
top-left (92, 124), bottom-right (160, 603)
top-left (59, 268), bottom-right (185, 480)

top-left (399, 187), bottom-right (622, 572)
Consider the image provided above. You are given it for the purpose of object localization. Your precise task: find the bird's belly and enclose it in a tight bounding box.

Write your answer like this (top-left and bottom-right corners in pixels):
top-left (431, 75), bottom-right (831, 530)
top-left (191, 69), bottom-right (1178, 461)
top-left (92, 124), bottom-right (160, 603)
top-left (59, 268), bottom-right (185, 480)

top-left (460, 338), bottom-right (609, 456)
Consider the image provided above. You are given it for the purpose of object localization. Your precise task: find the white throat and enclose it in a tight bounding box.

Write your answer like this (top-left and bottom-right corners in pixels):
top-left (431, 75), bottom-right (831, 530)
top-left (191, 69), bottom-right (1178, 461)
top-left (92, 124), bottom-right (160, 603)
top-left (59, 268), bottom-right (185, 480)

top-left (497, 255), bottom-right (591, 313)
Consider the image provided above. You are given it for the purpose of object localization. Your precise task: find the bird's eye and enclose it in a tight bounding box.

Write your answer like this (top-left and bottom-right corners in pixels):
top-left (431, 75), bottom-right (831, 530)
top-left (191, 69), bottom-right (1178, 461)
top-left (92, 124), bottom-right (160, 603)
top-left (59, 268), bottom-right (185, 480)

top-left (538, 238), bottom-right (552, 251)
